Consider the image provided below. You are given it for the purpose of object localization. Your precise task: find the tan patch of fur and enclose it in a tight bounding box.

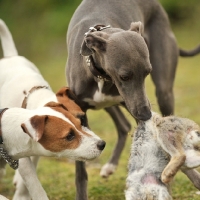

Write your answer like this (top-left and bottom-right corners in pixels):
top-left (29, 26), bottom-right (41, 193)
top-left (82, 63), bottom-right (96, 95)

top-left (56, 87), bottom-right (85, 117)
top-left (37, 115), bottom-right (81, 152)
top-left (157, 115), bottom-right (200, 183)
top-left (44, 102), bottom-right (90, 137)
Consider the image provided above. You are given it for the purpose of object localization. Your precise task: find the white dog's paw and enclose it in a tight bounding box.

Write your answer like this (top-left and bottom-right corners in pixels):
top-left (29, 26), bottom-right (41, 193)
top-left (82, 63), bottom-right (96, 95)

top-left (0, 195), bottom-right (9, 200)
top-left (0, 168), bottom-right (6, 180)
top-left (100, 163), bottom-right (117, 178)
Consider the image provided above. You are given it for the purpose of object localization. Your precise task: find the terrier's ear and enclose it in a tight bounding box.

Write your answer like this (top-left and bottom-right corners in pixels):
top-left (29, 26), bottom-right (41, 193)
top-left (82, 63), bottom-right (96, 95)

top-left (21, 115), bottom-right (48, 142)
top-left (80, 33), bottom-right (107, 56)
top-left (129, 21), bottom-right (144, 35)
top-left (55, 87), bottom-right (83, 115)
top-left (56, 87), bottom-right (77, 102)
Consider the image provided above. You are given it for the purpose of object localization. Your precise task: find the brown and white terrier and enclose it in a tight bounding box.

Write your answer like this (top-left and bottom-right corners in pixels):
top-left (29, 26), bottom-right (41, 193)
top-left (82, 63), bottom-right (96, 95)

top-left (0, 18), bottom-right (105, 200)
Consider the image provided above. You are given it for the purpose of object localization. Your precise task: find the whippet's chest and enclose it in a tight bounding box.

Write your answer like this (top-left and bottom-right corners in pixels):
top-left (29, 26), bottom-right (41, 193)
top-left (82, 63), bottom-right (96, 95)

top-left (83, 79), bottom-right (123, 109)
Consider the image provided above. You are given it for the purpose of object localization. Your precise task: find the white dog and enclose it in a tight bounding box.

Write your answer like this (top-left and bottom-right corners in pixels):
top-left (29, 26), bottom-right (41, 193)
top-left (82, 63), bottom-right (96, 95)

top-left (0, 18), bottom-right (105, 200)
top-left (0, 106), bottom-right (105, 200)
top-left (126, 112), bottom-right (200, 200)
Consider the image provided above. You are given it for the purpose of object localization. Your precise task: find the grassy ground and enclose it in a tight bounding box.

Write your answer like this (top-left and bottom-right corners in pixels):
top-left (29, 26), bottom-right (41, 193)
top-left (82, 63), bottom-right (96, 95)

top-left (0, 1), bottom-right (200, 200)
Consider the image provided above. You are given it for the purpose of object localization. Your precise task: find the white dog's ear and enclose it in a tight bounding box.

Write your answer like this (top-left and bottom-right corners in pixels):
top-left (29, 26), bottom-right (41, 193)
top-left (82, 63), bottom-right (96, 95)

top-left (129, 21), bottom-right (144, 35)
top-left (80, 33), bottom-right (107, 56)
top-left (21, 115), bottom-right (48, 142)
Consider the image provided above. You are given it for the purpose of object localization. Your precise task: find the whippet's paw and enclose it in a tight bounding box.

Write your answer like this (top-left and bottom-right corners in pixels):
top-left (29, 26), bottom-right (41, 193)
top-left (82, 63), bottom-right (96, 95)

top-left (161, 168), bottom-right (176, 183)
top-left (100, 163), bottom-right (117, 178)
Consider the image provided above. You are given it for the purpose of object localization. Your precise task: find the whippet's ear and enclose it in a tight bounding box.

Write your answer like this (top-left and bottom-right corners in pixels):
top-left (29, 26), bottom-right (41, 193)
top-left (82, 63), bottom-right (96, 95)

top-left (21, 115), bottom-right (48, 142)
top-left (80, 33), bottom-right (107, 56)
top-left (129, 21), bottom-right (144, 35)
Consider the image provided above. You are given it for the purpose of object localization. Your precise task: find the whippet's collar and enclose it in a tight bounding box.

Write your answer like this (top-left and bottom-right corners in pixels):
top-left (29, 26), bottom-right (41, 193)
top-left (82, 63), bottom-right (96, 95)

top-left (85, 55), bottom-right (112, 81)
top-left (0, 108), bottom-right (19, 170)
top-left (84, 24), bottom-right (111, 36)
top-left (21, 85), bottom-right (49, 108)
top-left (84, 25), bottom-right (112, 82)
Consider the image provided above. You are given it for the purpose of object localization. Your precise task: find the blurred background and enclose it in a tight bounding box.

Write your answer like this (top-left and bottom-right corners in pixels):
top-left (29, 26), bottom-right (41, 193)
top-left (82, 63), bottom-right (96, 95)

top-left (0, 0), bottom-right (200, 199)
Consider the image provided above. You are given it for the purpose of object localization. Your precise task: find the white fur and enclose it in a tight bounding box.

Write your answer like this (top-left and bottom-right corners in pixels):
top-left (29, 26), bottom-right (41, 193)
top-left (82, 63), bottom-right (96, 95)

top-left (83, 79), bottom-right (123, 109)
top-left (100, 163), bottom-right (117, 177)
top-left (0, 194), bottom-right (9, 200)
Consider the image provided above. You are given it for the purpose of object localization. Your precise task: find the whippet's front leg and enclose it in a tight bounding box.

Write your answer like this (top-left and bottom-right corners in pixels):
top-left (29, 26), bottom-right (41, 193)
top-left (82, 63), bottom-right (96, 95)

top-left (100, 106), bottom-right (131, 178)
top-left (13, 157), bottom-right (48, 200)
top-left (75, 161), bottom-right (88, 200)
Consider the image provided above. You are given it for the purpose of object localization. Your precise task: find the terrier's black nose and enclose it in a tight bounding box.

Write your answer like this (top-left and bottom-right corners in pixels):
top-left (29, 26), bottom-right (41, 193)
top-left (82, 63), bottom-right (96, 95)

top-left (97, 140), bottom-right (106, 151)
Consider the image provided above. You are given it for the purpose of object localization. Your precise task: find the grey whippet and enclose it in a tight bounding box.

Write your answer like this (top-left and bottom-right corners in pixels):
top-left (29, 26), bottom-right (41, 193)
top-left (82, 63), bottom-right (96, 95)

top-left (126, 112), bottom-right (200, 200)
top-left (66, 0), bottom-right (200, 199)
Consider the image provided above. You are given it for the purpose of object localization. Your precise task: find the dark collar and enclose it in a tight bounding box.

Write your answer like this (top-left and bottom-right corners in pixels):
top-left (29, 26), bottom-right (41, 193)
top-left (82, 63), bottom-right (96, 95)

top-left (86, 55), bottom-right (112, 81)
top-left (0, 108), bottom-right (8, 144)
top-left (84, 25), bottom-right (112, 82)
top-left (21, 86), bottom-right (49, 108)
top-left (0, 108), bottom-right (19, 170)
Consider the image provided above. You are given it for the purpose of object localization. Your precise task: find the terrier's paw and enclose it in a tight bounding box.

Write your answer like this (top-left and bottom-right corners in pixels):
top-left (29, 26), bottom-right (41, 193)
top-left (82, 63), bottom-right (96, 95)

top-left (100, 163), bottom-right (117, 178)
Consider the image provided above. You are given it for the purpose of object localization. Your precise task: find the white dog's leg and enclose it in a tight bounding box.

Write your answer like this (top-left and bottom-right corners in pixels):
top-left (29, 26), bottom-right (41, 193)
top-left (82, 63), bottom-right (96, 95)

top-left (13, 156), bottom-right (40, 199)
top-left (13, 157), bottom-right (48, 200)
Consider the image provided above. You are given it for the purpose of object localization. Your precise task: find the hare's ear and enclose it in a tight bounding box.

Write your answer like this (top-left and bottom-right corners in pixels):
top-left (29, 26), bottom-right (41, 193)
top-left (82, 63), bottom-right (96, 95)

top-left (129, 21), bottom-right (144, 35)
top-left (21, 115), bottom-right (48, 142)
top-left (80, 33), bottom-right (107, 56)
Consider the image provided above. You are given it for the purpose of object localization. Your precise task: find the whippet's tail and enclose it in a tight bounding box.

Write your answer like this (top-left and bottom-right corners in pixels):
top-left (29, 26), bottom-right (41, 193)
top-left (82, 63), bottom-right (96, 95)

top-left (179, 45), bottom-right (200, 57)
top-left (0, 19), bottom-right (18, 57)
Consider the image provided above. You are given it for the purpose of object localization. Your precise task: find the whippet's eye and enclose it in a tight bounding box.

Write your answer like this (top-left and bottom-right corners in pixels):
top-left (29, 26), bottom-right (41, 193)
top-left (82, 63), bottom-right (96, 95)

top-left (120, 75), bottom-right (130, 81)
top-left (66, 130), bottom-right (75, 141)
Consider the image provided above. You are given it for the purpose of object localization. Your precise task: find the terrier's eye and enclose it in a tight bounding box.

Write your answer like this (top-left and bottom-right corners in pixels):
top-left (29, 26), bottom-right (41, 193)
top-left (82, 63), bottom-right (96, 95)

top-left (66, 130), bottom-right (75, 141)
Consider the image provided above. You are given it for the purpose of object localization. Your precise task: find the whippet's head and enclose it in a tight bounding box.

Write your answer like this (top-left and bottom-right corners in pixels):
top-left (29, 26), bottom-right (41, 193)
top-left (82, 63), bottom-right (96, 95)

top-left (80, 22), bottom-right (152, 121)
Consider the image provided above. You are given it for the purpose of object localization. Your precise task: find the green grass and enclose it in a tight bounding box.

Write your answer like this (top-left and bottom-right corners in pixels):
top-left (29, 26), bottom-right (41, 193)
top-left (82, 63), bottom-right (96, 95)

top-left (0, 1), bottom-right (200, 199)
